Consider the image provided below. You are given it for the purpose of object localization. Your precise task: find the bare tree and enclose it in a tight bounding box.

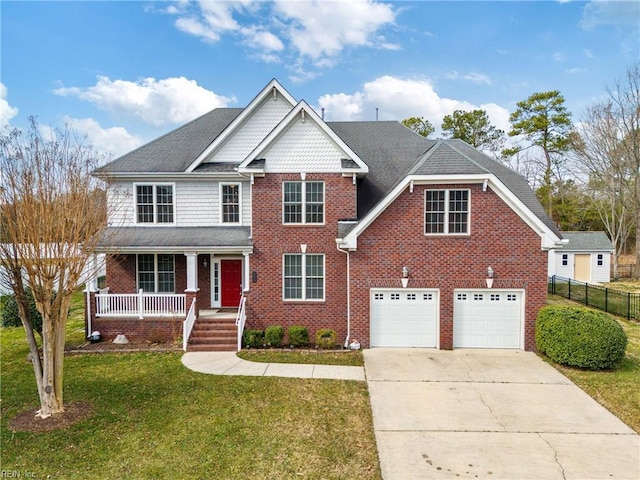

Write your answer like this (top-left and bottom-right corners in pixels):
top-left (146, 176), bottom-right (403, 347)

top-left (0, 117), bottom-right (108, 419)
top-left (573, 63), bottom-right (640, 279)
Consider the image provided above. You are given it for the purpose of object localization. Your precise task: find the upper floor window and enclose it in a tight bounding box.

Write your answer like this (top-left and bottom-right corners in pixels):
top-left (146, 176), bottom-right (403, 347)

top-left (283, 253), bottom-right (325, 300)
top-left (136, 184), bottom-right (174, 224)
top-left (221, 183), bottom-right (241, 224)
top-left (137, 254), bottom-right (175, 293)
top-left (425, 189), bottom-right (469, 235)
top-left (283, 181), bottom-right (324, 224)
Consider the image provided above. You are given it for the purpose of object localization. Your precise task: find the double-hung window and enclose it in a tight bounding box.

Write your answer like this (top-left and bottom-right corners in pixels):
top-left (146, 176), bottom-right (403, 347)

top-left (283, 181), bottom-right (324, 224)
top-left (221, 183), bottom-right (241, 224)
top-left (137, 254), bottom-right (175, 293)
top-left (283, 254), bottom-right (325, 300)
top-left (425, 189), bottom-right (469, 235)
top-left (136, 184), bottom-right (174, 224)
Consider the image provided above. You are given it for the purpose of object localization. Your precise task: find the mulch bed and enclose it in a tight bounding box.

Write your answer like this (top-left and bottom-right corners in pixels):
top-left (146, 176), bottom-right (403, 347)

top-left (65, 341), bottom-right (181, 354)
top-left (8, 402), bottom-right (94, 433)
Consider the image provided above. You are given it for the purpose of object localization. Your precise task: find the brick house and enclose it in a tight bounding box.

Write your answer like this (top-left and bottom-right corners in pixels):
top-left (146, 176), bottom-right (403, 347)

top-left (88, 79), bottom-right (562, 351)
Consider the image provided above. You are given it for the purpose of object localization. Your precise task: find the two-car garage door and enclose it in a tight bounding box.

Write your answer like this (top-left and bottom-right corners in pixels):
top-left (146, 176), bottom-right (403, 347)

top-left (370, 288), bottom-right (523, 349)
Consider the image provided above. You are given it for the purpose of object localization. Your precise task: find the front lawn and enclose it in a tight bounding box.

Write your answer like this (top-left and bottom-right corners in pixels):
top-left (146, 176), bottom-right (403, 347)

top-left (545, 296), bottom-right (640, 433)
top-left (1, 298), bottom-right (380, 479)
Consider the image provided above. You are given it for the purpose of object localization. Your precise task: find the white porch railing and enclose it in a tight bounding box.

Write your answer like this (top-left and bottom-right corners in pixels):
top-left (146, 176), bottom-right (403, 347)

top-left (182, 298), bottom-right (197, 351)
top-left (235, 294), bottom-right (247, 352)
top-left (95, 290), bottom-right (186, 319)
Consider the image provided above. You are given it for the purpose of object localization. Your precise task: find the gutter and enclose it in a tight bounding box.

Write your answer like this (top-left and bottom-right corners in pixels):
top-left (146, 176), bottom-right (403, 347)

top-left (336, 241), bottom-right (351, 348)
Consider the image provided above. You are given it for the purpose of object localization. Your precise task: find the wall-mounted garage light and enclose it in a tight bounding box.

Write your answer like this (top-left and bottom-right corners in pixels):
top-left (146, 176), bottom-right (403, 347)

top-left (486, 266), bottom-right (494, 288)
top-left (401, 266), bottom-right (409, 288)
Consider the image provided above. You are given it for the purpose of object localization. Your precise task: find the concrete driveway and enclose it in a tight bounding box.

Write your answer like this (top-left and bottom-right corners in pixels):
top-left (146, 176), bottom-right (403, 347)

top-left (364, 349), bottom-right (639, 480)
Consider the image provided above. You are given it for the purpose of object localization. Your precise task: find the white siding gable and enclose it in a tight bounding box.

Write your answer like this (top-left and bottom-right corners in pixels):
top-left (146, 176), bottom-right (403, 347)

top-left (262, 116), bottom-right (345, 172)
top-left (107, 181), bottom-right (133, 226)
top-left (210, 95), bottom-right (292, 163)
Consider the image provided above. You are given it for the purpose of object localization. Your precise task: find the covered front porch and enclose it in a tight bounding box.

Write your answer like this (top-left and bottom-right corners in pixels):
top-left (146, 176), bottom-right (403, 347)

top-left (86, 226), bottom-right (252, 351)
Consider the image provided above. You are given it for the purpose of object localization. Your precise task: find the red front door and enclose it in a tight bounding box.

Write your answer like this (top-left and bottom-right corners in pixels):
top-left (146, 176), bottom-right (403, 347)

top-left (221, 260), bottom-right (242, 307)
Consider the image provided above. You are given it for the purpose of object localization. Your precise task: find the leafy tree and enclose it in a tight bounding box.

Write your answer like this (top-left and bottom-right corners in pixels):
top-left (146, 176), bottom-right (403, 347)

top-left (441, 109), bottom-right (505, 155)
top-left (0, 117), bottom-right (108, 419)
top-left (573, 63), bottom-right (640, 278)
top-left (504, 90), bottom-right (573, 221)
top-left (401, 116), bottom-right (435, 138)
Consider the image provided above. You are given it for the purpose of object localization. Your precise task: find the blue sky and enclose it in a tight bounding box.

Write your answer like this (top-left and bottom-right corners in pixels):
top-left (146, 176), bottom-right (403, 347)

top-left (1, 1), bottom-right (638, 159)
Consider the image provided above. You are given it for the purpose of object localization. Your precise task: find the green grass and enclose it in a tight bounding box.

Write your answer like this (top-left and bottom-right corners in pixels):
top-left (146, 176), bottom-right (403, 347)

top-left (551, 279), bottom-right (639, 320)
top-left (545, 295), bottom-right (640, 433)
top-left (237, 349), bottom-right (364, 366)
top-left (1, 294), bottom-right (381, 479)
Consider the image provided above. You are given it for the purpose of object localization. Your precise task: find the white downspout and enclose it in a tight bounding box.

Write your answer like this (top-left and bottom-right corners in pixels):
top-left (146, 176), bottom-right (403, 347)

top-left (336, 243), bottom-right (351, 348)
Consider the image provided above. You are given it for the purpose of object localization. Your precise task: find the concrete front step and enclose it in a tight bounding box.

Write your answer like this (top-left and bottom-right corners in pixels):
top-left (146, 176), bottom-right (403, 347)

top-left (187, 343), bottom-right (236, 352)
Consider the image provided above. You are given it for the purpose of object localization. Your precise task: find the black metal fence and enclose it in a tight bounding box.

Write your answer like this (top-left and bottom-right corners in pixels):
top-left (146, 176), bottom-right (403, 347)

top-left (548, 275), bottom-right (639, 321)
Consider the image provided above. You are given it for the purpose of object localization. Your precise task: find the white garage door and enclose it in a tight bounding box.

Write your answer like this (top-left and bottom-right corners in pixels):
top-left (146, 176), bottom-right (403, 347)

top-left (370, 289), bottom-right (438, 347)
top-left (454, 290), bottom-right (523, 349)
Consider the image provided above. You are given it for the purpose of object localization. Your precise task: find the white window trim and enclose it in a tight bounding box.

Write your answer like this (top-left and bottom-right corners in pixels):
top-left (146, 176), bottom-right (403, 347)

top-left (136, 253), bottom-right (176, 293)
top-left (133, 182), bottom-right (176, 225)
top-left (282, 253), bottom-right (325, 301)
top-left (219, 182), bottom-right (242, 225)
top-left (282, 181), bottom-right (325, 225)
top-left (424, 188), bottom-right (470, 236)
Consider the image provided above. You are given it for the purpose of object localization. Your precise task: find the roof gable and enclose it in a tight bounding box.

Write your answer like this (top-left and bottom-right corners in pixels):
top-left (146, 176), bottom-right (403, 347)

top-left (186, 79), bottom-right (297, 172)
top-left (239, 101), bottom-right (368, 174)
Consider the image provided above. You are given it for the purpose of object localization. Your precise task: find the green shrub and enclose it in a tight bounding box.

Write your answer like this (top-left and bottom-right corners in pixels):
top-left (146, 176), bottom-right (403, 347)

top-left (243, 329), bottom-right (264, 348)
top-left (536, 305), bottom-right (627, 370)
top-left (287, 326), bottom-right (309, 347)
top-left (264, 325), bottom-right (284, 347)
top-left (315, 328), bottom-right (338, 349)
top-left (1, 289), bottom-right (43, 336)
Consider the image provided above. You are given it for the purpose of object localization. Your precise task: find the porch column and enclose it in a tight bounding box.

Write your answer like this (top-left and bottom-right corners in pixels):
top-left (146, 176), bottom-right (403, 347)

top-left (243, 252), bottom-right (250, 293)
top-left (184, 252), bottom-right (199, 292)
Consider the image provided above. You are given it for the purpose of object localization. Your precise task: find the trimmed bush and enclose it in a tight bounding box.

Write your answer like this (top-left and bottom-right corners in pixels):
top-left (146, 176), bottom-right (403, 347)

top-left (536, 305), bottom-right (627, 370)
top-left (287, 325), bottom-right (309, 347)
top-left (1, 289), bottom-right (43, 336)
top-left (316, 328), bottom-right (338, 349)
top-left (265, 325), bottom-right (284, 347)
top-left (243, 329), bottom-right (264, 348)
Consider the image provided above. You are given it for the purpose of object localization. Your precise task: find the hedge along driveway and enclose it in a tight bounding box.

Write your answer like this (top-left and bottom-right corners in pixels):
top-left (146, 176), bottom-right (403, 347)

top-left (1, 323), bottom-right (381, 479)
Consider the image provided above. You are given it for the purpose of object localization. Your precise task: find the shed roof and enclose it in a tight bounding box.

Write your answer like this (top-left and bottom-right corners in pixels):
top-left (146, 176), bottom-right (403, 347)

top-left (560, 231), bottom-right (614, 251)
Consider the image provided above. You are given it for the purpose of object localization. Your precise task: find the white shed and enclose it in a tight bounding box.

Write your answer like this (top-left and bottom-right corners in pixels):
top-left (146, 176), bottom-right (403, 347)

top-left (548, 231), bottom-right (614, 284)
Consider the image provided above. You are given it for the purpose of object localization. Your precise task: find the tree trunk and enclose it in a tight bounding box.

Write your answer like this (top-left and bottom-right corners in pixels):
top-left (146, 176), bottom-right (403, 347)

top-left (37, 310), bottom-right (65, 418)
top-left (544, 150), bottom-right (553, 221)
top-left (636, 212), bottom-right (640, 280)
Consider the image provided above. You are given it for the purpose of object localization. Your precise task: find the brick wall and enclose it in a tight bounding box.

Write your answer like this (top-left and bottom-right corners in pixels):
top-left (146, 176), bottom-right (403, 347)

top-left (247, 173), bottom-right (355, 344)
top-left (92, 317), bottom-right (184, 343)
top-left (349, 184), bottom-right (547, 350)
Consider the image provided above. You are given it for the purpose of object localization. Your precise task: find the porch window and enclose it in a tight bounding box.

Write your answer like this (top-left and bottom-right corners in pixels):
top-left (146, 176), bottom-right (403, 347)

top-left (283, 253), bottom-right (324, 300)
top-left (283, 181), bottom-right (324, 224)
top-left (221, 183), bottom-right (241, 224)
top-left (136, 184), bottom-right (174, 224)
top-left (137, 254), bottom-right (175, 292)
top-left (425, 189), bottom-right (469, 235)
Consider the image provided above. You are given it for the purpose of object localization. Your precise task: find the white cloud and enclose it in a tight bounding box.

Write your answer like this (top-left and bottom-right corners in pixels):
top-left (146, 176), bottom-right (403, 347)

top-left (0, 82), bottom-right (19, 127)
top-left (580, 0), bottom-right (640, 30)
top-left (164, 0), bottom-right (397, 75)
top-left (274, 0), bottom-right (396, 61)
top-left (566, 67), bottom-right (588, 74)
top-left (317, 76), bottom-right (510, 137)
top-left (64, 117), bottom-right (143, 159)
top-left (553, 51), bottom-right (566, 62)
top-left (54, 76), bottom-right (236, 126)
top-left (445, 71), bottom-right (493, 85)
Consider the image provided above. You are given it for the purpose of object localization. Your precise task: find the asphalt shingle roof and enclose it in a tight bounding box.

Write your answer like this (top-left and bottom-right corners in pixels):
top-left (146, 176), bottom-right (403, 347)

top-left (95, 108), bottom-right (243, 174)
top-left (97, 226), bottom-right (252, 249)
top-left (560, 231), bottom-right (614, 251)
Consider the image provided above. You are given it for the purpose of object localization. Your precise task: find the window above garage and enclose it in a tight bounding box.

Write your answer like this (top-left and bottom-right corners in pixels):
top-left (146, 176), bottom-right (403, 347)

top-left (424, 189), bottom-right (469, 235)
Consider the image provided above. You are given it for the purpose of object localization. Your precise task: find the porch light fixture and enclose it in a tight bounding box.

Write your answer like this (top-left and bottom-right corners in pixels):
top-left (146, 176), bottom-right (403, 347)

top-left (486, 266), bottom-right (494, 289)
top-left (401, 266), bottom-right (409, 288)
top-left (202, 257), bottom-right (208, 268)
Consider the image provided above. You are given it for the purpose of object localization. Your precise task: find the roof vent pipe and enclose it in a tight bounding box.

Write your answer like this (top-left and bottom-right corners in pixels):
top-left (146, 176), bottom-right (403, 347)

top-left (321, 107), bottom-right (325, 120)
top-left (376, 107), bottom-right (379, 121)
